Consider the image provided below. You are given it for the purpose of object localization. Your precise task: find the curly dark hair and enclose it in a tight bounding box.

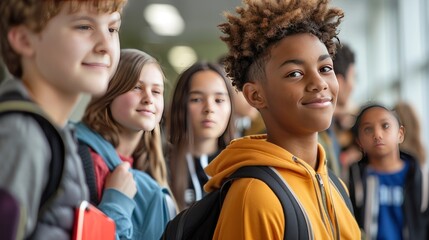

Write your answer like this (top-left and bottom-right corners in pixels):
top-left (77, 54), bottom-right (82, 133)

top-left (219, 0), bottom-right (344, 91)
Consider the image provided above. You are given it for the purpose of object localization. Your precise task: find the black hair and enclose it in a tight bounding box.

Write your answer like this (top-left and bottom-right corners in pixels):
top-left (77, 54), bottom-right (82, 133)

top-left (351, 102), bottom-right (402, 139)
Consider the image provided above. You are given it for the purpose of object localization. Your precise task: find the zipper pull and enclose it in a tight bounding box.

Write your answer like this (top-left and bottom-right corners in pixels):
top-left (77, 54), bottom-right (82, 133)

top-left (316, 173), bottom-right (324, 188)
top-left (315, 173), bottom-right (327, 211)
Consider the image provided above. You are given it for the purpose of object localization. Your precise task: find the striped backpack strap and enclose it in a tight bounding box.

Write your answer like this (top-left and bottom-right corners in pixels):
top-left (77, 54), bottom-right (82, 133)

top-left (229, 166), bottom-right (310, 240)
top-left (328, 169), bottom-right (354, 214)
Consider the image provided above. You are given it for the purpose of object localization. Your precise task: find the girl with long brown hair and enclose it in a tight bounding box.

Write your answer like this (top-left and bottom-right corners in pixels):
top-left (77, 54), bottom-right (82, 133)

top-left (75, 49), bottom-right (175, 239)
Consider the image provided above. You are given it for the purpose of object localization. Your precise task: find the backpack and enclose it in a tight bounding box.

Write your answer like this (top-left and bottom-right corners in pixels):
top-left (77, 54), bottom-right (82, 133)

top-left (77, 141), bottom-right (99, 205)
top-left (161, 166), bottom-right (353, 240)
top-left (0, 90), bottom-right (65, 238)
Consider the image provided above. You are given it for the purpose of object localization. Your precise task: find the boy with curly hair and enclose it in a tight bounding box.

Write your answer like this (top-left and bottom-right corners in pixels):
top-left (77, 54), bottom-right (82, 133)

top-left (0, 0), bottom-right (126, 238)
top-left (204, 0), bottom-right (361, 239)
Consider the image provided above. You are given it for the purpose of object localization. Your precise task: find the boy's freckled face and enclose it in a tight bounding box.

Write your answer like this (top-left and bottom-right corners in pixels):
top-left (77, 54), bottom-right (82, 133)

top-left (261, 33), bottom-right (338, 135)
top-left (29, 4), bottom-right (121, 96)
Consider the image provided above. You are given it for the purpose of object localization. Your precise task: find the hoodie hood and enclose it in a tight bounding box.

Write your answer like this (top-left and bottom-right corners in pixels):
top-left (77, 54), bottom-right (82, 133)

top-left (204, 134), bottom-right (327, 192)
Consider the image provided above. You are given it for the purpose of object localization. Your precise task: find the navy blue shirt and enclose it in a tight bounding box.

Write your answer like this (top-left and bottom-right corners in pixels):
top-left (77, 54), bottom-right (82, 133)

top-left (368, 161), bottom-right (409, 240)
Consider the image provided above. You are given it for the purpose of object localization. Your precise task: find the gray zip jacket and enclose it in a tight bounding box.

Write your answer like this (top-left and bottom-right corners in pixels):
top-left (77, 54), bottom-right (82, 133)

top-left (0, 79), bottom-right (89, 239)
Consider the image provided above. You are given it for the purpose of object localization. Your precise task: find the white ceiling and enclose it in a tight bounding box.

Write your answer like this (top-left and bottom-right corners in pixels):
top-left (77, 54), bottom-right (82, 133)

top-left (121, 0), bottom-right (243, 45)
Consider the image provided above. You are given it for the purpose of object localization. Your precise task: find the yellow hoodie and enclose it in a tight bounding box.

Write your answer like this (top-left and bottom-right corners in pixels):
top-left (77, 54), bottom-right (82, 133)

top-left (204, 135), bottom-right (361, 240)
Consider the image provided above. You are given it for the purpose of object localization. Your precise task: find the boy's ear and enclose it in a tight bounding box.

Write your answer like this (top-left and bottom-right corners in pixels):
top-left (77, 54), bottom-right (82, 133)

top-left (242, 82), bottom-right (266, 109)
top-left (7, 26), bottom-right (35, 57)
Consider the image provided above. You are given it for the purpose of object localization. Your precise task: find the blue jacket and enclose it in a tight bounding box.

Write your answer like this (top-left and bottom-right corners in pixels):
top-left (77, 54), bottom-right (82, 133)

top-left (75, 122), bottom-right (171, 240)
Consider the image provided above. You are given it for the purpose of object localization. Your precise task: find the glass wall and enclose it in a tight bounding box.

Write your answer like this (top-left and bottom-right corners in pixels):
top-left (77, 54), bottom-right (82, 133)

top-left (334, 0), bottom-right (428, 153)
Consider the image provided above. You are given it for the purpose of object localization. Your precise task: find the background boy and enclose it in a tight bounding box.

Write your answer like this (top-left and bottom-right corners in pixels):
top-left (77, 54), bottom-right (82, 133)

top-left (0, 0), bottom-right (126, 238)
top-left (319, 42), bottom-right (357, 179)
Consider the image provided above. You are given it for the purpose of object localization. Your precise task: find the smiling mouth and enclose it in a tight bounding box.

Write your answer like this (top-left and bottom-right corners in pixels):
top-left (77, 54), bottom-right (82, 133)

top-left (137, 109), bottom-right (154, 115)
top-left (302, 97), bottom-right (332, 105)
top-left (302, 100), bottom-right (332, 108)
top-left (82, 62), bottom-right (109, 68)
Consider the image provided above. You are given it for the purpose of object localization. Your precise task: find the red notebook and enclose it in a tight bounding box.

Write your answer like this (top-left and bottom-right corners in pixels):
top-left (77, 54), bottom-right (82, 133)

top-left (72, 201), bottom-right (116, 240)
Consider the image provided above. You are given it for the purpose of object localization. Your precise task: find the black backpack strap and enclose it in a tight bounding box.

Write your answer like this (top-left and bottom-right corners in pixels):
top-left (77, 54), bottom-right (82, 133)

top-left (226, 166), bottom-right (309, 240)
top-left (0, 91), bottom-right (65, 213)
top-left (328, 169), bottom-right (354, 214)
top-left (34, 112), bottom-right (65, 211)
top-left (161, 165), bottom-right (310, 240)
top-left (77, 140), bottom-right (99, 205)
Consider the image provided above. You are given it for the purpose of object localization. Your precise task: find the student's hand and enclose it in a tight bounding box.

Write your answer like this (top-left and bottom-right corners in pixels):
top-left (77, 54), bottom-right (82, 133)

top-left (105, 162), bottom-right (137, 199)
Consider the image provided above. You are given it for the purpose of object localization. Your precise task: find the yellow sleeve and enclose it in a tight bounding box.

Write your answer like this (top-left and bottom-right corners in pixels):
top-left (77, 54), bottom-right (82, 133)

top-left (213, 178), bottom-right (284, 240)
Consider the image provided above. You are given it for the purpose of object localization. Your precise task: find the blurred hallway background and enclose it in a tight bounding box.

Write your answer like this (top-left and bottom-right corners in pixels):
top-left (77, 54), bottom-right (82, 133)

top-left (1, 0), bottom-right (428, 151)
top-left (120, 0), bottom-right (429, 151)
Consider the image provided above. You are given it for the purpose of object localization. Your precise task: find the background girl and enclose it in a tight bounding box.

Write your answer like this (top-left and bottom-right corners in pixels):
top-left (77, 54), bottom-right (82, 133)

top-left (166, 61), bottom-right (235, 210)
top-left (348, 103), bottom-right (429, 240)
